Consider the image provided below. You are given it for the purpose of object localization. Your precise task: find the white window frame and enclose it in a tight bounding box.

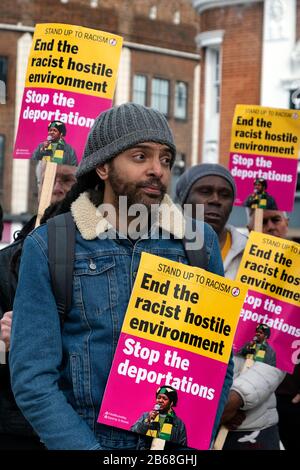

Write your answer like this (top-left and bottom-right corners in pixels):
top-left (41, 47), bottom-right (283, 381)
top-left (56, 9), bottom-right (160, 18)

top-left (132, 74), bottom-right (147, 106)
top-left (151, 78), bottom-right (169, 116)
top-left (174, 81), bottom-right (188, 120)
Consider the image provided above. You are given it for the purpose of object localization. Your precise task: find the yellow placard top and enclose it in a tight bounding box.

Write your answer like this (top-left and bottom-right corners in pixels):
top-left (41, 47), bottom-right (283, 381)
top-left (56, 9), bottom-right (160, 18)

top-left (237, 231), bottom-right (300, 306)
top-left (25, 23), bottom-right (123, 99)
top-left (122, 253), bottom-right (248, 364)
top-left (230, 104), bottom-right (300, 159)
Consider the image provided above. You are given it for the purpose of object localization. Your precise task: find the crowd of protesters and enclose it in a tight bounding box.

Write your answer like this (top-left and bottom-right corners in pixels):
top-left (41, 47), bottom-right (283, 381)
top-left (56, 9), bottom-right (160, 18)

top-left (0, 103), bottom-right (299, 451)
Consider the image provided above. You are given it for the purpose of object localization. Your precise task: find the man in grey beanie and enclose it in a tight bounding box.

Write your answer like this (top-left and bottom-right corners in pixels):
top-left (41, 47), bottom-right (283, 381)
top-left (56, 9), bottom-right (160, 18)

top-left (176, 163), bottom-right (248, 280)
top-left (10, 103), bottom-right (233, 450)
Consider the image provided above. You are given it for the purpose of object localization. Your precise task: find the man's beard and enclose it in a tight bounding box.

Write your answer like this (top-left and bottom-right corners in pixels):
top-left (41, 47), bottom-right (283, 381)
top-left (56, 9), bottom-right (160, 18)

top-left (107, 162), bottom-right (167, 210)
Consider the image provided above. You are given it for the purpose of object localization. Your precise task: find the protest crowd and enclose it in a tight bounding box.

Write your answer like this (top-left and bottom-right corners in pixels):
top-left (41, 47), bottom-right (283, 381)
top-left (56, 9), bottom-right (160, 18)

top-left (0, 4), bottom-right (300, 455)
top-left (0, 100), bottom-right (299, 452)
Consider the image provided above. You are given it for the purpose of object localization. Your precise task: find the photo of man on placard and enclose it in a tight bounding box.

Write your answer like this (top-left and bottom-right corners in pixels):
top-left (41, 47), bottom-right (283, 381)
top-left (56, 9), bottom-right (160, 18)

top-left (31, 120), bottom-right (77, 166)
top-left (131, 385), bottom-right (187, 446)
top-left (239, 323), bottom-right (277, 367)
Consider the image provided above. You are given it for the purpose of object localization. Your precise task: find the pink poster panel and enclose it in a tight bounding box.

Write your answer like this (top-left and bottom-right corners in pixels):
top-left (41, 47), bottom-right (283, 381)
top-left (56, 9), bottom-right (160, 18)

top-left (98, 333), bottom-right (227, 451)
top-left (229, 152), bottom-right (298, 212)
top-left (233, 289), bottom-right (300, 373)
top-left (14, 87), bottom-right (110, 164)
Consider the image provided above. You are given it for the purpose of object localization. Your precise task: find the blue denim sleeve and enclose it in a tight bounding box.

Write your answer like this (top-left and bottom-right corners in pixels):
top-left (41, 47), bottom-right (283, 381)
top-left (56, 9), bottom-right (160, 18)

top-left (9, 233), bottom-right (101, 450)
top-left (203, 223), bottom-right (233, 445)
top-left (205, 224), bottom-right (225, 277)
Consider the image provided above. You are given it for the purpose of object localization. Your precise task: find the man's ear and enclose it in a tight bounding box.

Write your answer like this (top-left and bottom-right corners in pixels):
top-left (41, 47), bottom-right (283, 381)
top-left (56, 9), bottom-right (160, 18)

top-left (96, 164), bottom-right (109, 181)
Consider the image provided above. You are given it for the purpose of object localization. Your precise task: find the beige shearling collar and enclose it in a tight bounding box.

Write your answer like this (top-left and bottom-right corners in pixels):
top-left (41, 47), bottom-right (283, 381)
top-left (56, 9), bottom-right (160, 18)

top-left (71, 191), bottom-right (185, 240)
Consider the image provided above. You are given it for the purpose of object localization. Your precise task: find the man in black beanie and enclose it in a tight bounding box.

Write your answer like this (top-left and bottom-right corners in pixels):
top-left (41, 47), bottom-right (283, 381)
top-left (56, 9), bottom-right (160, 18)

top-left (176, 163), bottom-right (248, 280)
top-left (10, 103), bottom-right (233, 450)
top-left (176, 165), bottom-right (285, 450)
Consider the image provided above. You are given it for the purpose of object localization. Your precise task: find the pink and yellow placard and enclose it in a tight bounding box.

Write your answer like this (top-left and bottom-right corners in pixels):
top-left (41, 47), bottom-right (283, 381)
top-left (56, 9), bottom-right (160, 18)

top-left (13, 23), bottom-right (122, 164)
top-left (229, 104), bottom-right (300, 211)
top-left (98, 253), bottom-right (247, 450)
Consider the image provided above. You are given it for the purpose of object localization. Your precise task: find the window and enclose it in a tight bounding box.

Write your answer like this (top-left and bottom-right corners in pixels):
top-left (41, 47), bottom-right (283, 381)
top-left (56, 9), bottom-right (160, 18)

top-left (174, 81), bottom-right (187, 119)
top-left (0, 135), bottom-right (5, 190)
top-left (149, 6), bottom-right (157, 20)
top-left (132, 75), bottom-right (147, 106)
top-left (0, 57), bottom-right (8, 103)
top-left (173, 11), bottom-right (180, 25)
top-left (151, 78), bottom-right (169, 116)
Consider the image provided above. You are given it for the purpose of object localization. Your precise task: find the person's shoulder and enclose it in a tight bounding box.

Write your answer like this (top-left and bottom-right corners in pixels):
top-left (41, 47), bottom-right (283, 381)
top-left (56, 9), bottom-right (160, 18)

top-left (0, 239), bottom-right (23, 269)
top-left (202, 220), bottom-right (219, 244)
top-left (188, 218), bottom-right (216, 238)
top-left (65, 141), bottom-right (77, 153)
top-left (184, 217), bottom-right (218, 248)
top-left (0, 237), bottom-right (23, 254)
top-left (25, 222), bottom-right (49, 251)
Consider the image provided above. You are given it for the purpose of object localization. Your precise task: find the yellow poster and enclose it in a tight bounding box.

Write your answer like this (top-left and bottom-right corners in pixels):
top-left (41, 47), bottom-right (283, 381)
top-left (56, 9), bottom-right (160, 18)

top-left (99, 252), bottom-right (248, 450)
top-left (229, 104), bottom-right (300, 211)
top-left (122, 252), bottom-right (248, 364)
top-left (234, 232), bottom-right (300, 373)
top-left (14, 23), bottom-right (123, 163)
top-left (237, 231), bottom-right (300, 307)
top-left (25, 23), bottom-right (122, 99)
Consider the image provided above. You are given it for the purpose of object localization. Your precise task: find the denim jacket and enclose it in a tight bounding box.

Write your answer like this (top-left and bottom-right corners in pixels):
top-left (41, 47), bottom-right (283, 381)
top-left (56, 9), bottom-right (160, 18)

top-left (10, 193), bottom-right (233, 450)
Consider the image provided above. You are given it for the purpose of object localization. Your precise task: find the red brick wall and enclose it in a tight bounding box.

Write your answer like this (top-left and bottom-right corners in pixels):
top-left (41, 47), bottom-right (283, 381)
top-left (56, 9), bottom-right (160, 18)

top-left (199, 2), bottom-right (263, 166)
top-left (1, 0), bottom-right (118, 32)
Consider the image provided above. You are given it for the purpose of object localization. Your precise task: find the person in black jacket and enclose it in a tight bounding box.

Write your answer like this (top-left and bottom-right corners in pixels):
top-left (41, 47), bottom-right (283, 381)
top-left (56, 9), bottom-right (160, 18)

top-left (0, 163), bottom-right (76, 449)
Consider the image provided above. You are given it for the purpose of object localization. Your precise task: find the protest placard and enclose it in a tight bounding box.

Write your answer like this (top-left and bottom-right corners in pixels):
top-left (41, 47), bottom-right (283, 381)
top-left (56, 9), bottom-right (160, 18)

top-left (98, 253), bottom-right (247, 450)
top-left (233, 231), bottom-right (300, 373)
top-left (229, 104), bottom-right (300, 211)
top-left (13, 23), bottom-right (122, 164)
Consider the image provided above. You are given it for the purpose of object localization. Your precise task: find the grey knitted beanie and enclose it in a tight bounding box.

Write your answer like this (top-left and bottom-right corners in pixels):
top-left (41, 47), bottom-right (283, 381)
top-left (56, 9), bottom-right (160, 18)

top-left (76, 103), bottom-right (176, 177)
top-left (175, 163), bottom-right (236, 205)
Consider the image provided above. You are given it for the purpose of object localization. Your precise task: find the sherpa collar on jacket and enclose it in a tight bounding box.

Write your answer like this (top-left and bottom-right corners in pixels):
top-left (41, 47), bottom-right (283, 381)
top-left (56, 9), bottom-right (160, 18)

top-left (71, 191), bottom-right (185, 241)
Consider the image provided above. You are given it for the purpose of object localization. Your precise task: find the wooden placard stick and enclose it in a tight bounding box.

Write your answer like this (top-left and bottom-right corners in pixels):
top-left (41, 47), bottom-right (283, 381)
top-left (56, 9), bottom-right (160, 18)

top-left (213, 425), bottom-right (228, 451)
top-left (0, 339), bottom-right (6, 364)
top-left (35, 161), bottom-right (57, 228)
top-left (253, 207), bottom-right (263, 233)
top-left (150, 437), bottom-right (166, 450)
top-left (213, 356), bottom-right (254, 450)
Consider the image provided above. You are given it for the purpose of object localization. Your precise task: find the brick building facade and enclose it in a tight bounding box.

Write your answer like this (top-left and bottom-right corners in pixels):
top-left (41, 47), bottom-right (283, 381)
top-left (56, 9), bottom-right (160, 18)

top-left (192, 0), bottom-right (300, 237)
top-left (0, 0), bottom-right (200, 243)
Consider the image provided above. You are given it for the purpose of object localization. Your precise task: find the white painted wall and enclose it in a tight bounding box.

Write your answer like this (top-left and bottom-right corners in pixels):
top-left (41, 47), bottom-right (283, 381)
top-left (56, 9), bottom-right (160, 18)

top-left (11, 33), bottom-right (32, 214)
top-left (261, 0), bottom-right (296, 107)
top-left (202, 47), bottom-right (220, 163)
top-left (191, 64), bottom-right (201, 165)
top-left (114, 47), bottom-right (131, 105)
